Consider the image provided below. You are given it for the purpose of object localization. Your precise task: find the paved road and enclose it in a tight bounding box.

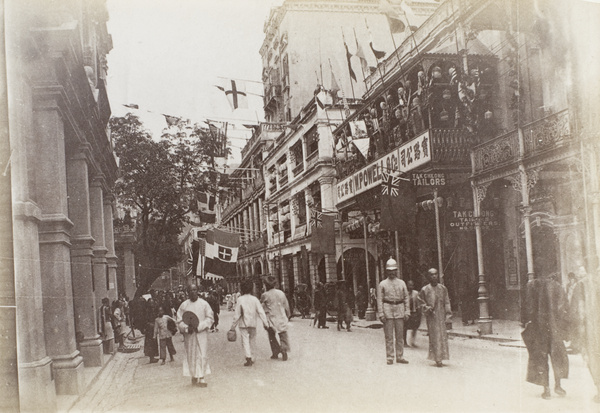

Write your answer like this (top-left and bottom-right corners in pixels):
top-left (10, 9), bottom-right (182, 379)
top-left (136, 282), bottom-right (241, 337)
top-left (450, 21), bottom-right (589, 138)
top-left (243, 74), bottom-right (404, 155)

top-left (71, 308), bottom-right (598, 413)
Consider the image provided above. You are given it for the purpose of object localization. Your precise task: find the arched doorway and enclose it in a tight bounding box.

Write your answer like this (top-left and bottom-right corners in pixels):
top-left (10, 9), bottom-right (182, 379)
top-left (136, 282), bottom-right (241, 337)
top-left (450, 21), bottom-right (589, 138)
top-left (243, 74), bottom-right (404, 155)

top-left (254, 261), bottom-right (263, 276)
top-left (337, 247), bottom-right (377, 295)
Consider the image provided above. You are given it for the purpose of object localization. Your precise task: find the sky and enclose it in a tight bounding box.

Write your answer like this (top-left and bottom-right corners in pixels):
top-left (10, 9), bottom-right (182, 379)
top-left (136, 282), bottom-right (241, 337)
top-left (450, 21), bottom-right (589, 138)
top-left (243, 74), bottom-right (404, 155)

top-left (106, 0), bottom-right (284, 165)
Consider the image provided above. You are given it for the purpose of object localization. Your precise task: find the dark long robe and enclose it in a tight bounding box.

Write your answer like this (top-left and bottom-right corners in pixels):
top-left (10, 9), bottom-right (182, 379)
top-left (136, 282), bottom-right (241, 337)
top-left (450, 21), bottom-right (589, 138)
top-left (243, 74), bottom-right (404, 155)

top-left (523, 277), bottom-right (569, 387)
top-left (418, 283), bottom-right (451, 362)
top-left (571, 275), bottom-right (600, 386)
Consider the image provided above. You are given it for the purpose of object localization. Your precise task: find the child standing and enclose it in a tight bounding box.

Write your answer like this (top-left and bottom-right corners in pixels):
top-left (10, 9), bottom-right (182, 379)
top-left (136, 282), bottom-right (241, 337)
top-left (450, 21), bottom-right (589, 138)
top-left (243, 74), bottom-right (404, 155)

top-left (154, 306), bottom-right (177, 365)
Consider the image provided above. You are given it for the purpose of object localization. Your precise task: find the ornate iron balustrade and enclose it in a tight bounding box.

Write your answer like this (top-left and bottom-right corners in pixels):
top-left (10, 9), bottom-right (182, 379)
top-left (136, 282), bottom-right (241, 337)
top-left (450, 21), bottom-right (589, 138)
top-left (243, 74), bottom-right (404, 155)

top-left (522, 109), bottom-right (571, 158)
top-left (472, 110), bottom-right (571, 175)
top-left (472, 129), bottom-right (519, 174)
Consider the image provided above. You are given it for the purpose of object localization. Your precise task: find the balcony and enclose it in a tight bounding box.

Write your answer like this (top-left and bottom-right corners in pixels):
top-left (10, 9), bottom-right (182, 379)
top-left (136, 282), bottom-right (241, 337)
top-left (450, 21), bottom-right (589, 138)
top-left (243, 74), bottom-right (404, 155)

top-left (306, 151), bottom-right (318, 169)
top-left (472, 110), bottom-right (571, 175)
top-left (292, 162), bottom-right (304, 177)
top-left (264, 84), bottom-right (282, 110)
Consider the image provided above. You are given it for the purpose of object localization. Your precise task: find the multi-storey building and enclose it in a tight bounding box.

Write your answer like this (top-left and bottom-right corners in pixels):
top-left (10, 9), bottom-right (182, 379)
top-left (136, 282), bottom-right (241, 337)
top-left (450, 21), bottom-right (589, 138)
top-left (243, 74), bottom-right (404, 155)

top-left (260, 0), bottom-right (439, 122)
top-left (332, 0), bottom-right (600, 332)
top-left (221, 0), bottom-right (438, 296)
top-left (3, 0), bottom-right (118, 410)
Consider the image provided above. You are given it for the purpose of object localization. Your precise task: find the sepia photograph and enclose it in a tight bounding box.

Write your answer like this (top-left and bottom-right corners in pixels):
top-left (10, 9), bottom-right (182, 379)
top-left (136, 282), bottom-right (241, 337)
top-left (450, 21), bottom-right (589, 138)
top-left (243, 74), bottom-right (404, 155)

top-left (1, 0), bottom-right (599, 411)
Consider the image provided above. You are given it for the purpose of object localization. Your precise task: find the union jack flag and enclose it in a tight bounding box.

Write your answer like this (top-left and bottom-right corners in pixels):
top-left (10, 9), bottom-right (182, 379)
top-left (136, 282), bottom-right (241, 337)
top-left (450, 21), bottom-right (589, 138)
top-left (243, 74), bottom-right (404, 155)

top-left (310, 209), bottom-right (323, 229)
top-left (381, 173), bottom-right (401, 197)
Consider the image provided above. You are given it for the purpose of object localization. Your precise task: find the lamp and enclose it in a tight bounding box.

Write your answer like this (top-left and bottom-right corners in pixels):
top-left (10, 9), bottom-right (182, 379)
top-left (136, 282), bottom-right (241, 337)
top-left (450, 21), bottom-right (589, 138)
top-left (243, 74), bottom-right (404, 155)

top-left (432, 66), bottom-right (442, 79)
top-left (442, 89), bottom-right (452, 100)
top-left (440, 109), bottom-right (449, 122)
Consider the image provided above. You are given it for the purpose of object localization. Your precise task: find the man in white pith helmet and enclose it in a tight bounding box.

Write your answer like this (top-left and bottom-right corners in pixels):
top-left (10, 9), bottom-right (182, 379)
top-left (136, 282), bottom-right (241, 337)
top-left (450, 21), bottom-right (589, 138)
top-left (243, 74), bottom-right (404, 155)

top-left (377, 258), bottom-right (410, 365)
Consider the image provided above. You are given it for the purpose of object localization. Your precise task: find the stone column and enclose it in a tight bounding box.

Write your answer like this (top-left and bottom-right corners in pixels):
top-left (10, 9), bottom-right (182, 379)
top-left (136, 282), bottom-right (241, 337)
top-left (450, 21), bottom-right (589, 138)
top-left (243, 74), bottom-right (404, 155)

top-left (33, 97), bottom-right (83, 395)
top-left (243, 209), bottom-right (249, 243)
top-left (103, 195), bottom-right (118, 302)
top-left (248, 202), bottom-right (255, 241)
top-left (66, 146), bottom-right (103, 367)
top-left (319, 176), bottom-right (337, 283)
top-left (253, 200), bottom-right (260, 239)
top-left (90, 177), bottom-right (108, 306)
top-left (13, 202), bottom-right (57, 410)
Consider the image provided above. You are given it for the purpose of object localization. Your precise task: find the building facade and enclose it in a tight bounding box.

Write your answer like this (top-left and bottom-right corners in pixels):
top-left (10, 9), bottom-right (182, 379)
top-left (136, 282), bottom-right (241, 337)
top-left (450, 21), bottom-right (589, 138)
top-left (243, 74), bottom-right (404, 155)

top-left (3, 0), bottom-right (118, 409)
top-left (332, 0), bottom-right (600, 333)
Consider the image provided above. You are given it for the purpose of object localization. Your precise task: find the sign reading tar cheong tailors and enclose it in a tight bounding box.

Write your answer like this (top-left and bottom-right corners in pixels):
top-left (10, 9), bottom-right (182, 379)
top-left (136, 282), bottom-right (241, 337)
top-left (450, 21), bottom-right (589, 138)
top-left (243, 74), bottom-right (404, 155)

top-left (411, 172), bottom-right (446, 186)
top-left (447, 209), bottom-right (501, 232)
top-left (336, 130), bottom-right (431, 204)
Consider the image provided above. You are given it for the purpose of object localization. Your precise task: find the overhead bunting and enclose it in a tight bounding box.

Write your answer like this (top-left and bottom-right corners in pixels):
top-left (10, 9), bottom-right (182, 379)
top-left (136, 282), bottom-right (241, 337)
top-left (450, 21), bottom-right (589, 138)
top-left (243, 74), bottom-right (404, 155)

top-left (380, 173), bottom-right (416, 232)
top-left (204, 228), bottom-right (240, 278)
top-left (197, 192), bottom-right (216, 224)
top-left (215, 79), bottom-right (248, 110)
top-left (310, 209), bottom-right (336, 254)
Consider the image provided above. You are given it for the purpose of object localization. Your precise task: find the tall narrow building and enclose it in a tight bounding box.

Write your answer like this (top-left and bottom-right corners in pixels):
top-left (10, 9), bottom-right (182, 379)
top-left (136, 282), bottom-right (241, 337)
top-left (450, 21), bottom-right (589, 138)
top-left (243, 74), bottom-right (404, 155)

top-left (260, 0), bottom-right (439, 122)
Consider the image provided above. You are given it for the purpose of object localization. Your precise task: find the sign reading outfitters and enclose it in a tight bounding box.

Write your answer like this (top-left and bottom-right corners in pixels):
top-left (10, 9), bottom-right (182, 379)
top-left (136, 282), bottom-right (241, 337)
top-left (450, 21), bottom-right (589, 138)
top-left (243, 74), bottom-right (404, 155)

top-left (336, 130), bottom-right (431, 204)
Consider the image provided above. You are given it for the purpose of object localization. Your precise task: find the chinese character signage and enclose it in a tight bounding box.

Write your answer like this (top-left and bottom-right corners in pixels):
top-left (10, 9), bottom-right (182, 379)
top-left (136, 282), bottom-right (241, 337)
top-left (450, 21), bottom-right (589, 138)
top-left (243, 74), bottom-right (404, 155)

top-left (447, 209), bottom-right (501, 232)
top-left (336, 130), bottom-right (431, 204)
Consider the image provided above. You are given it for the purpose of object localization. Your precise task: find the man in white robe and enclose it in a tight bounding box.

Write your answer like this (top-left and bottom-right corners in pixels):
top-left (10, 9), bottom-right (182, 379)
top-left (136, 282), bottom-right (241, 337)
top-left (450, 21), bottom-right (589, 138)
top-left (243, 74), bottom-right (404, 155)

top-left (177, 284), bottom-right (214, 387)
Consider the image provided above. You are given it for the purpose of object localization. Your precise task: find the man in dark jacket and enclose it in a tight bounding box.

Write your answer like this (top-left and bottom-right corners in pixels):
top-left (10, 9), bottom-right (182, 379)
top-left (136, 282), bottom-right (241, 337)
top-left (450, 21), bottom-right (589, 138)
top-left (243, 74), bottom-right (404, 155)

top-left (313, 283), bottom-right (329, 328)
top-left (523, 272), bottom-right (569, 400)
top-left (207, 291), bottom-right (221, 332)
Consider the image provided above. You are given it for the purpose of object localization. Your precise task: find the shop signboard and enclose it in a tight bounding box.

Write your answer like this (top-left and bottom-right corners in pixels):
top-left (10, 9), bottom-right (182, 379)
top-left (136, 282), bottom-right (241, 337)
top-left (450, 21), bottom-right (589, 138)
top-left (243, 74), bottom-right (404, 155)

top-left (447, 208), bottom-right (501, 232)
top-left (336, 130), bottom-right (431, 204)
top-left (411, 172), bottom-right (446, 186)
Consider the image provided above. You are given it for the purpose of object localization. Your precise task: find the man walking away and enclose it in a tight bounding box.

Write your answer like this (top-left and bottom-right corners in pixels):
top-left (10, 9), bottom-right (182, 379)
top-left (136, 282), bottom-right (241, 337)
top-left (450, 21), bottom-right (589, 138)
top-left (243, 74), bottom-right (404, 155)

top-left (418, 268), bottom-right (452, 367)
top-left (523, 272), bottom-right (569, 400)
top-left (336, 280), bottom-right (353, 332)
top-left (377, 258), bottom-right (410, 365)
top-left (230, 280), bottom-right (269, 366)
top-left (261, 275), bottom-right (291, 361)
top-left (177, 284), bottom-right (214, 388)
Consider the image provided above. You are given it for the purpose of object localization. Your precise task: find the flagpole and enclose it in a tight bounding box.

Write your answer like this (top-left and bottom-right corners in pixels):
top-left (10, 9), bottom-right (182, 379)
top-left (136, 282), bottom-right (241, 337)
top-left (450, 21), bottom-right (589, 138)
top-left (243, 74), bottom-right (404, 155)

top-left (433, 188), bottom-right (444, 285)
top-left (363, 213), bottom-right (376, 321)
top-left (353, 28), bottom-right (368, 91)
top-left (341, 28), bottom-right (356, 101)
top-left (394, 230), bottom-right (402, 279)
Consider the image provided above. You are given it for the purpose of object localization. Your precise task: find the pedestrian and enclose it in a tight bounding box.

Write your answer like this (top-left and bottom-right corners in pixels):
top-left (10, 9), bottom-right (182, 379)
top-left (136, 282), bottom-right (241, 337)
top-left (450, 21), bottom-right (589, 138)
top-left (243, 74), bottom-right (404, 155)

top-left (522, 271), bottom-right (569, 400)
top-left (230, 280), bottom-right (269, 367)
top-left (418, 268), bottom-right (452, 367)
top-left (404, 280), bottom-right (421, 347)
top-left (112, 300), bottom-right (125, 352)
top-left (207, 290), bottom-right (221, 332)
top-left (336, 280), bottom-right (353, 332)
top-left (377, 258), bottom-right (410, 365)
top-left (261, 275), bottom-right (291, 361)
top-left (313, 282), bottom-right (329, 329)
top-left (177, 284), bottom-right (214, 388)
top-left (571, 266), bottom-right (600, 403)
top-left (98, 297), bottom-right (114, 354)
top-left (356, 285), bottom-right (368, 320)
top-left (461, 279), bottom-right (478, 326)
top-left (154, 305), bottom-right (177, 365)
top-left (143, 301), bottom-right (159, 364)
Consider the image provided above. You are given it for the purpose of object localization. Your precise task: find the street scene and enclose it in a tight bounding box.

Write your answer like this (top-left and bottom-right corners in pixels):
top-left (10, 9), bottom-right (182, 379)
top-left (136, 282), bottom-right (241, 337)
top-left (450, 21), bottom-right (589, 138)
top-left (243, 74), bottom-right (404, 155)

top-left (69, 310), bottom-right (597, 413)
top-left (2, 0), bottom-right (600, 412)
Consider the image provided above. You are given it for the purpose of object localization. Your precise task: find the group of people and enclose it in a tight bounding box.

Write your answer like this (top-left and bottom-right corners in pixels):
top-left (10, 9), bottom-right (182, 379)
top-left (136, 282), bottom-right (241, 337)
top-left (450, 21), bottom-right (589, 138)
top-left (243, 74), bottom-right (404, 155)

top-left (522, 266), bottom-right (600, 402)
top-left (377, 259), bottom-right (451, 367)
top-left (98, 294), bottom-right (131, 354)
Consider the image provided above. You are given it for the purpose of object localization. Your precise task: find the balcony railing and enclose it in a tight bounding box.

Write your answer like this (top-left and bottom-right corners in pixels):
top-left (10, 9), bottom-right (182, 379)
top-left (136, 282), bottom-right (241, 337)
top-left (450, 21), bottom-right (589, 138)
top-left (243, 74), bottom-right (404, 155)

top-left (292, 162), bottom-right (304, 176)
top-left (472, 129), bottom-right (519, 175)
top-left (306, 151), bottom-right (318, 169)
top-left (522, 109), bottom-right (571, 158)
top-left (472, 110), bottom-right (571, 175)
top-left (430, 128), bottom-right (471, 165)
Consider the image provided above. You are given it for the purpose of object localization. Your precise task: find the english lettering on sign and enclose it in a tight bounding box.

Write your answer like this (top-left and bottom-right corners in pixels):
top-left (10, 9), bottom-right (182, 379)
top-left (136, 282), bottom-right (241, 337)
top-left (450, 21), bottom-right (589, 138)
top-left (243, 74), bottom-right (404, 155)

top-left (336, 130), bottom-right (431, 204)
top-left (411, 172), bottom-right (446, 186)
top-left (447, 209), bottom-right (501, 232)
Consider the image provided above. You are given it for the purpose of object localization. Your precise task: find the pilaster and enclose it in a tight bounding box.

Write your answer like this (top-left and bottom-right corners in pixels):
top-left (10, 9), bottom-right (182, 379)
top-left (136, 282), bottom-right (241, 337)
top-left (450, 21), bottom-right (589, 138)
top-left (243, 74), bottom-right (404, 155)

top-left (66, 148), bottom-right (103, 367)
